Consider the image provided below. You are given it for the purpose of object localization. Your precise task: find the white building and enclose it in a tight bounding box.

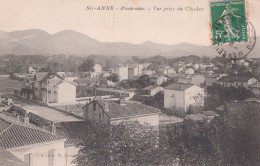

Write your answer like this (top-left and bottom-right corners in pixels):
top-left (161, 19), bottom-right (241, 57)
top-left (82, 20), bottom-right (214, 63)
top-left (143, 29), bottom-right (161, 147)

top-left (164, 83), bottom-right (204, 112)
top-left (150, 74), bottom-right (170, 86)
top-left (184, 68), bottom-right (195, 75)
top-left (142, 85), bottom-right (164, 96)
top-left (0, 118), bottom-right (66, 166)
top-left (34, 73), bottom-right (77, 104)
top-left (112, 66), bottom-right (129, 81)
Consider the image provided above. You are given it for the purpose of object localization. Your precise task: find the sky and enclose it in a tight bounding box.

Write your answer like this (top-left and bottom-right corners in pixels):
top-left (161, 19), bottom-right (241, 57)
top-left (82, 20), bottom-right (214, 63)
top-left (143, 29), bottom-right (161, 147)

top-left (0, 0), bottom-right (259, 45)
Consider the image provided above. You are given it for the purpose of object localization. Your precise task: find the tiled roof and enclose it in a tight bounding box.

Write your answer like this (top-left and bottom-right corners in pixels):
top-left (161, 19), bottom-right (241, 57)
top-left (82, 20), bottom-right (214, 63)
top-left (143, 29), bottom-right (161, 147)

top-left (40, 73), bottom-right (64, 83)
top-left (53, 80), bottom-right (77, 87)
top-left (218, 76), bottom-right (254, 82)
top-left (236, 76), bottom-right (255, 82)
top-left (56, 121), bottom-right (94, 146)
top-left (165, 83), bottom-right (194, 91)
top-left (0, 118), bottom-right (65, 149)
top-left (225, 101), bottom-right (260, 112)
top-left (0, 147), bottom-right (25, 166)
top-left (94, 100), bottom-right (161, 119)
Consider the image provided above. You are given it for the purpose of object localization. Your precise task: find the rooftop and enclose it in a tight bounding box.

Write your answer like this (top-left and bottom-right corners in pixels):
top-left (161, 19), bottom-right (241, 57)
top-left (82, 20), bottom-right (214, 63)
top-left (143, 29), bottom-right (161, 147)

top-left (143, 85), bottom-right (161, 91)
top-left (13, 98), bottom-right (82, 123)
top-left (96, 88), bottom-right (134, 94)
top-left (0, 118), bottom-right (65, 149)
top-left (217, 76), bottom-right (255, 82)
top-left (88, 100), bottom-right (161, 119)
top-left (0, 147), bottom-right (25, 166)
top-left (165, 83), bottom-right (194, 91)
top-left (34, 72), bottom-right (48, 82)
top-left (56, 121), bottom-right (94, 146)
top-left (40, 73), bottom-right (64, 83)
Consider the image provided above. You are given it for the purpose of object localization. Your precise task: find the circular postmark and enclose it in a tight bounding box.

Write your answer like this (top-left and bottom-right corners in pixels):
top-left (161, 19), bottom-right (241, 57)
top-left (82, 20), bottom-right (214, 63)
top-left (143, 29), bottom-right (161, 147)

top-left (212, 14), bottom-right (256, 60)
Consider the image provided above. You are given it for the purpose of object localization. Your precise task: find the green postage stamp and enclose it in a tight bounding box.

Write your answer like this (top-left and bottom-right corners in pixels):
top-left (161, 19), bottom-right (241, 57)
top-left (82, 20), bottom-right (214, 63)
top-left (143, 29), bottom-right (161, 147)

top-left (210, 0), bottom-right (256, 60)
top-left (210, 0), bottom-right (247, 44)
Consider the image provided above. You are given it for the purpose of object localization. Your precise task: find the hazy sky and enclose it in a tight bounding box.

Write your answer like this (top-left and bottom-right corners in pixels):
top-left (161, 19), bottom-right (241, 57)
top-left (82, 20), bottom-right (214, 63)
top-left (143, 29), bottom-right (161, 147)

top-left (0, 0), bottom-right (259, 45)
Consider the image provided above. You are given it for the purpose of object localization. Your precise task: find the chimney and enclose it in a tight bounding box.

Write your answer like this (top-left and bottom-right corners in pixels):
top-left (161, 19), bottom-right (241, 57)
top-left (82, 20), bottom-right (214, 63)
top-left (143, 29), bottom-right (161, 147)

top-left (24, 113), bottom-right (29, 125)
top-left (51, 122), bottom-right (56, 134)
top-left (119, 95), bottom-right (126, 105)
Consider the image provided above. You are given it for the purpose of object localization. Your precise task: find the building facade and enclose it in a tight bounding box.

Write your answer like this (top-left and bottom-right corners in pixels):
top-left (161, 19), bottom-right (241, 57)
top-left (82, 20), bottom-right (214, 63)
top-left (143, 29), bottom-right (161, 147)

top-left (164, 83), bottom-right (204, 112)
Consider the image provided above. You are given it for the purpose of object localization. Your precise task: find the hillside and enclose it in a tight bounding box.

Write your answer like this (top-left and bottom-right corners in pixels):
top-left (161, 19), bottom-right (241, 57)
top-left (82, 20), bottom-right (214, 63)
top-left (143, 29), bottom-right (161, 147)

top-left (0, 29), bottom-right (259, 58)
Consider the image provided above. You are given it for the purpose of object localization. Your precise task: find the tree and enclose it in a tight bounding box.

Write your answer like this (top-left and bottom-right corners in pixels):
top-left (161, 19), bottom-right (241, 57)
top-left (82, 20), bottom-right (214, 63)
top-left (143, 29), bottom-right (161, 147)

top-left (106, 74), bottom-right (119, 83)
top-left (73, 121), bottom-right (178, 166)
top-left (167, 120), bottom-right (220, 166)
top-left (216, 102), bottom-right (260, 166)
top-left (78, 59), bottom-right (95, 72)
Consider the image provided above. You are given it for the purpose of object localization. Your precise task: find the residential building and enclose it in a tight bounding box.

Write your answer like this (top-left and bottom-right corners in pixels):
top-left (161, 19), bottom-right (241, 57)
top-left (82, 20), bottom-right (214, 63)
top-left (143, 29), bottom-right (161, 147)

top-left (112, 66), bottom-right (128, 81)
top-left (233, 76), bottom-right (258, 88)
top-left (27, 64), bottom-right (45, 74)
top-left (183, 68), bottom-right (195, 75)
top-left (216, 76), bottom-right (234, 87)
top-left (142, 85), bottom-right (164, 96)
top-left (34, 73), bottom-right (77, 104)
top-left (205, 73), bottom-right (220, 86)
top-left (164, 83), bottom-right (205, 112)
top-left (82, 99), bottom-right (161, 126)
top-left (156, 66), bottom-right (176, 76)
top-left (0, 118), bottom-right (66, 166)
top-left (177, 74), bottom-right (205, 86)
top-left (216, 76), bottom-right (258, 88)
top-left (128, 67), bottom-right (135, 80)
top-left (96, 88), bottom-right (135, 100)
top-left (150, 74), bottom-right (170, 86)
top-left (136, 64), bottom-right (144, 75)
top-left (142, 70), bottom-right (154, 76)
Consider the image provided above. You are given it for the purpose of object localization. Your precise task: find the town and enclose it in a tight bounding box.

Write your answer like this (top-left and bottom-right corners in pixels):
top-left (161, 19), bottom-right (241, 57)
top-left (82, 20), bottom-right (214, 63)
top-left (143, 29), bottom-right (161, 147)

top-left (0, 54), bottom-right (259, 166)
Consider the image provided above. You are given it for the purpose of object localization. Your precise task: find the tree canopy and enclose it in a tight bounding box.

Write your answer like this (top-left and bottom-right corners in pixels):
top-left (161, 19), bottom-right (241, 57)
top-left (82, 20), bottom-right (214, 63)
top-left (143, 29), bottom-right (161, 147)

top-left (73, 121), bottom-right (177, 166)
top-left (78, 59), bottom-right (95, 72)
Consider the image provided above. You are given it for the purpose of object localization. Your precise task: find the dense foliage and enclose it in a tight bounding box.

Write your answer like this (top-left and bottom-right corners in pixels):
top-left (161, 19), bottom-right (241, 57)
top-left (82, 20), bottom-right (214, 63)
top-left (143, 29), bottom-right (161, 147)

top-left (73, 121), bottom-right (177, 166)
top-left (73, 101), bottom-right (259, 166)
top-left (205, 84), bottom-right (255, 110)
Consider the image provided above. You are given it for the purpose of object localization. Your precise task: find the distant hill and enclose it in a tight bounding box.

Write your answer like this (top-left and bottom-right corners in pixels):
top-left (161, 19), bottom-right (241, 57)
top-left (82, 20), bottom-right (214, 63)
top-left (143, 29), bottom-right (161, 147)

top-left (0, 29), bottom-right (259, 58)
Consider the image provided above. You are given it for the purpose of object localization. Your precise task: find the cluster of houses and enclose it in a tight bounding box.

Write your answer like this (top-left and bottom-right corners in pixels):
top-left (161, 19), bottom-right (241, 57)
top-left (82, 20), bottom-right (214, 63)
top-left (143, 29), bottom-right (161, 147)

top-left (1, 57), bottom-right (260, 166)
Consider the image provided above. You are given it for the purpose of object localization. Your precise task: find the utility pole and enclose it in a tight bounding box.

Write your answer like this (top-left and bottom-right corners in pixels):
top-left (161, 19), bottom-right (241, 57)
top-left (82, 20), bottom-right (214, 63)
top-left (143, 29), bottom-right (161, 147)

top-left (46, 78), bottom-right (49, 105)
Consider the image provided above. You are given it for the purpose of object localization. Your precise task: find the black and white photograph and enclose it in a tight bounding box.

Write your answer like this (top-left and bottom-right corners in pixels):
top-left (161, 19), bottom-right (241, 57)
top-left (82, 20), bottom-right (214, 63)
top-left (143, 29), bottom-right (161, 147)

top-left (0, 0), bottom-right (259, 165)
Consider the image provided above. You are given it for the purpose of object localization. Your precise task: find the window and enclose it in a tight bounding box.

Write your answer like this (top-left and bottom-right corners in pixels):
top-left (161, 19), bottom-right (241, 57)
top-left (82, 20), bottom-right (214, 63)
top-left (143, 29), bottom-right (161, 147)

top-left (48, 149), bottom-right (55, 166)
top-left (24, 153), bottom-right (32, 166)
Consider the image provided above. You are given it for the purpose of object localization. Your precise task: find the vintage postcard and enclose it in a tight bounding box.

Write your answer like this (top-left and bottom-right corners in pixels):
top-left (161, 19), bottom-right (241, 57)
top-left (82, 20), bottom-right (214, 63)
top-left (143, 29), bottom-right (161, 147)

top-left (0, 0), bottom-right (259, 166)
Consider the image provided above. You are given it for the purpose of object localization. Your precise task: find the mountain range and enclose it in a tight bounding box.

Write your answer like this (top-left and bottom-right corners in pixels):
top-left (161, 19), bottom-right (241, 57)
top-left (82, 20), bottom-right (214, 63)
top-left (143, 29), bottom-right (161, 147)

top-left (0, 29), bottom-right (259, 58)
